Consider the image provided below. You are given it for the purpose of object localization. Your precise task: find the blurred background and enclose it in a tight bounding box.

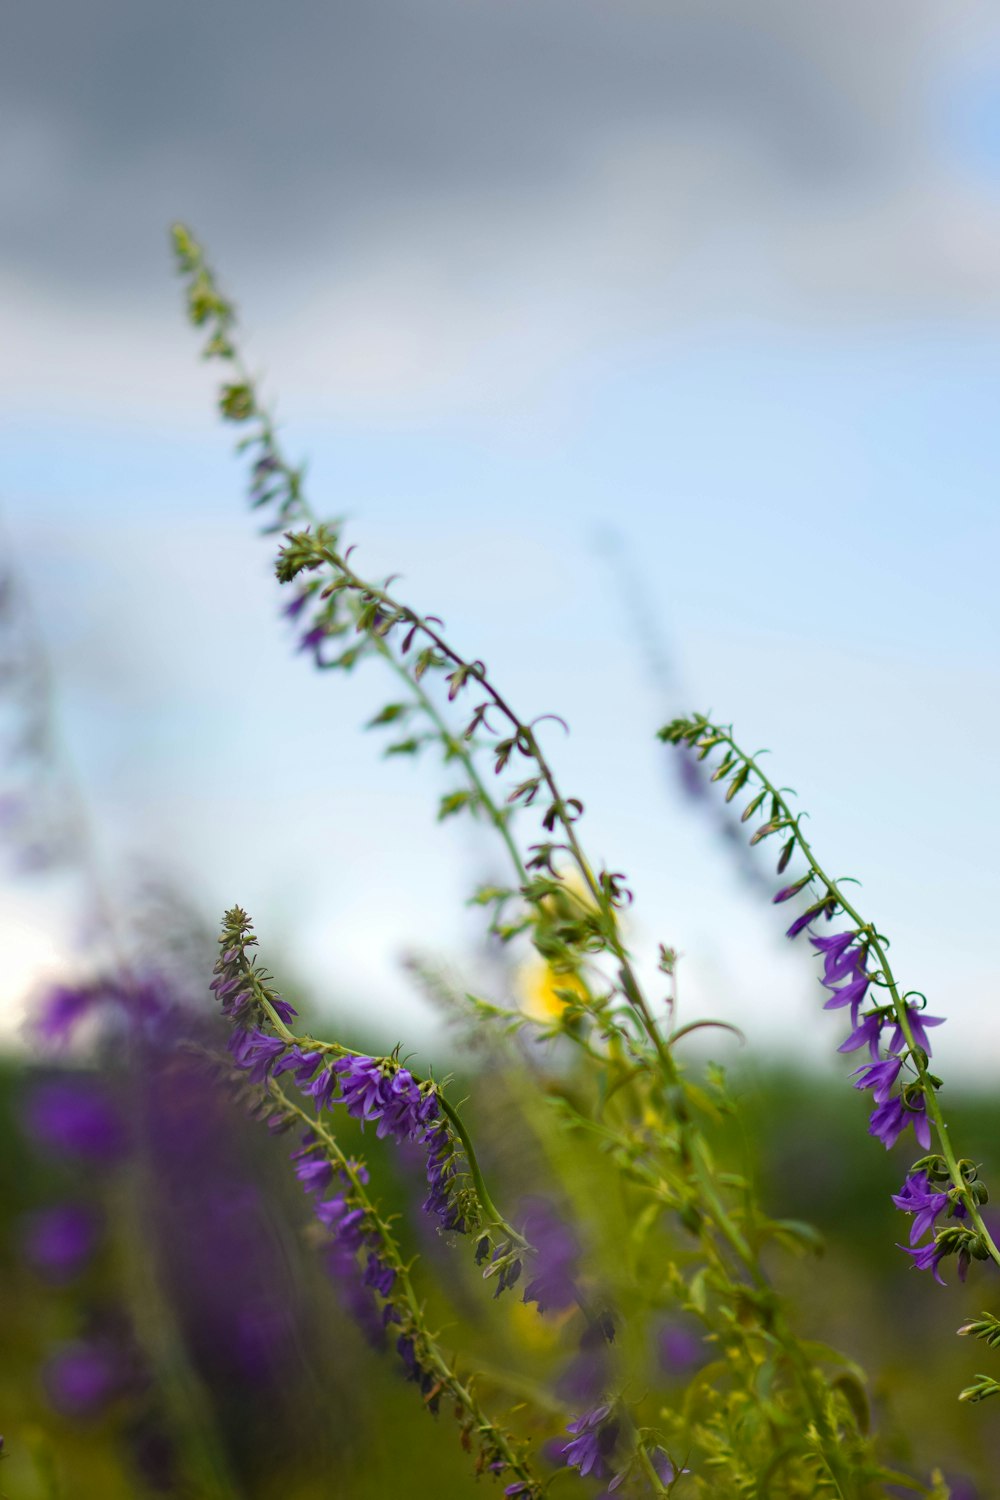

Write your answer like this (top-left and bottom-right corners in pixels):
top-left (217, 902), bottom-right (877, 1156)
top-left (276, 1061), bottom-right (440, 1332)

top-left (2, 0), bottom-right (1000, 1493)
top-left (2, 0), bottom-right (999, 1059)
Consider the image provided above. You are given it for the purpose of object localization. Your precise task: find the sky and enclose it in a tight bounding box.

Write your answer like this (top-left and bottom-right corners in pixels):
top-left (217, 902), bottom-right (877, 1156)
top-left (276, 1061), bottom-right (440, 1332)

top-left (2, 0), bottom-right (999, 1077)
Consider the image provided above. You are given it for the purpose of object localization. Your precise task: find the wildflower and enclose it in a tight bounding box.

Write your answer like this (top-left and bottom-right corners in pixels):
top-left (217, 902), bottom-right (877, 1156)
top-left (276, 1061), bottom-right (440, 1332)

top-left (898, 1237), bottom-right (949, 1286)
top-left (228, 1027), bottom-right (287, 1083)
top-left (837, 1012), bottom-right (884, 1061)
top-left (562, 1404), bottom-right (621, 1480)
top-left (851, 1056), bottom-right (902, 1104)
top-left (362, 1251), bottom-right (396, 1298)
top-left (868, 1093), bottom-right (931, 1151)
top-left (821, 960), bottom-right (871, 1021)
top-left (892, 1172), bottom-right (951, 1244)
top-left (887, 1005), bottom-right (946, 1058)
top-left (291, 1141), bottom-right (335, 1195)
top-left (273, 1046), bottom-right (323, 1087)
top-left (810, 931), bottom-right (863, 984)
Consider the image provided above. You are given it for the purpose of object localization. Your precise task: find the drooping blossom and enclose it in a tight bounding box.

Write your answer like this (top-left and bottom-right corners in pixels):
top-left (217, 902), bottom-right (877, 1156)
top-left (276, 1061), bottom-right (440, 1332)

top-left (868, 1093), bottom-right (931, 1152)
top-left (851, 1057), bottom-right (901, 1105)
top-left (887, 1005), bottom-right (946, 1058)
top-left (560, 1404), bottom-right (621, 1480)
top-left (892, 1172), bottom-right (952, 1245)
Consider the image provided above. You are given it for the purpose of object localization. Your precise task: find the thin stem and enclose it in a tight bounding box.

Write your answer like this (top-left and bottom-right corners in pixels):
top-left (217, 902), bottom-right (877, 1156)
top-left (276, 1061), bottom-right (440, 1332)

top-left (249, 971), bottom-right (526, 1246)
top-left (697, 719), bottom-right (1000, 1272)
top-left (268, 1078), bottom-right (540, 1493)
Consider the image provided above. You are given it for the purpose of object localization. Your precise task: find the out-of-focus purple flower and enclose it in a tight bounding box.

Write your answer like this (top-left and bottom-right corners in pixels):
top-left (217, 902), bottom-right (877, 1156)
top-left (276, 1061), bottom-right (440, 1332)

top-left (851, 1057), bottom-right (902, 1105)
top-left (520, 1198), bottom-right (579, 1316)
top-left (297, 624), bottom-right (327, 664)
top-left (556, 1348), bottom-right (610, 1406)
top-left (869, 1094), bottom-right (931, 1152)
top-left (34, 981), bottom-right (116, 1046)
top-left (325, 1238), bottom-right (386, 1349)
top-left (658, 1321), bottom-right (703, 1376)
top-left (283, 589), bottom-right (312, 620)
top-left (887, 1005), bottom-right (946, 1058)
top-left (24, 1079), bottom-right (127, 1162)
top-left (43, 1339), bottom-right (132, 1419)
top-left (892, 1172), bottom-right (951, 1245)
top-left (562, 1404), bottom-right (620, 1480)
top-left (21, 1203), bottom-right (100, 1283)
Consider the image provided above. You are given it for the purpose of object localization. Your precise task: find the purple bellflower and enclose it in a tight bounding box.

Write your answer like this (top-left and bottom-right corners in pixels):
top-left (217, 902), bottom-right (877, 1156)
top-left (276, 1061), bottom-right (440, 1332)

top-left (561, 1404), bottom-right (621, 1480)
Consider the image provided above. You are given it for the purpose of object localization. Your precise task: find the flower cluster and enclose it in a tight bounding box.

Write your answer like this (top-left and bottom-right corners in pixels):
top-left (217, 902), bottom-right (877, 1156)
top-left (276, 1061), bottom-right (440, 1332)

top-left (660, 713), bottom-right (998, 1291)
top-left (892, 1170), bottom-right (970, 1285)
top-left (227, 1026), bottom-right (473, 1238)
top-left (210, 910), bottom-right (298, 1030)
top-left (795, 929), bottom-right (943, 1154)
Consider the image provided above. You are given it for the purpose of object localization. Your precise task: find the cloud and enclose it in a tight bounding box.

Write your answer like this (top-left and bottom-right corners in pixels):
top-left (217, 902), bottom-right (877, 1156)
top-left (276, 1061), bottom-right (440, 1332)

top-left (3, 0), bottom-right (1000, 417)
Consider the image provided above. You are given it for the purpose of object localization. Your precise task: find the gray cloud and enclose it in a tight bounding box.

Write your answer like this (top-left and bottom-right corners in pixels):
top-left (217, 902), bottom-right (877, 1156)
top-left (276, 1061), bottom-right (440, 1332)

top-left (2, 0), bottom-right (999, 415)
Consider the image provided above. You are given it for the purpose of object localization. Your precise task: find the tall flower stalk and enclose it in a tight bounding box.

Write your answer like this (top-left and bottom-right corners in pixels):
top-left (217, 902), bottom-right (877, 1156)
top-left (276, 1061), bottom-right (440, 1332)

top-left (173, 224), bottom-right (974, 1492)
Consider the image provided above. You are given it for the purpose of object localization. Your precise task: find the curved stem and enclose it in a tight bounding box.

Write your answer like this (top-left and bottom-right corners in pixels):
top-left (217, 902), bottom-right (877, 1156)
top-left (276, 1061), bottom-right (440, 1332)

top-left (693, 719), bottom-right (1000, 1272)
top-left (268, 1078), bottom-right (541, 1493)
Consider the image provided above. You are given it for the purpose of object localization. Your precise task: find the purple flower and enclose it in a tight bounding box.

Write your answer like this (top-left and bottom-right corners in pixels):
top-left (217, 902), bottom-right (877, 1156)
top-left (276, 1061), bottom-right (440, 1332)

top-left (23, 1080), bottom-right (127, 1163)
top-left (899, 1237), bottom-right (949, 1286)
top-left (851, 1056), bottom-right (902, 1104)
top-left (892, 1172), bottom-right (950, 1244)
top-left (785, 907), bottom-right (822, 940)
top-left (273, 1046), bottom-right (323, 1087)
top-left (868, 1094), bottom-right (931, 1151)
top-left (562, 1404), bottom-right (621, 1480)
top-left (21, 1203), bottom-right (100, 1283)
top-left (837, 1012), bottom-right (884, 1061)
top-left (43, 1340), bottom-right (132, 1419)
top-left (887, 1005), bottom-right (946, 1058)
top-left (291, 1143), bottom-right (335, 1195)
top-left (362, 1252), bottom-right (396, 1298)
top-left (822, 965), bottom-right (870, 1021)
top-left (520, 1198), bottom-right (580, 1316)
top-left (34, 981), bottom-right (115, 1046)
top-left (810, 931), bottom-right (863, 984)
top-left (658, 1321), bottom-right (704, 1375)
top-left (298, 624), bottom-right (327, 663)
top-left (228, 1028), bottom-right (287, 1083)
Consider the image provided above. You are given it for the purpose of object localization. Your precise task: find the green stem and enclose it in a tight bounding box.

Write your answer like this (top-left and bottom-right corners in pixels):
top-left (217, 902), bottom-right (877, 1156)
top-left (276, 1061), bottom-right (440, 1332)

top-left (268, 1079), bottom-right (540, 1493)
top-left (250, 964), bottom-right (526, 1247)
top-left (700, 719), bottom-right (1000, 1272)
